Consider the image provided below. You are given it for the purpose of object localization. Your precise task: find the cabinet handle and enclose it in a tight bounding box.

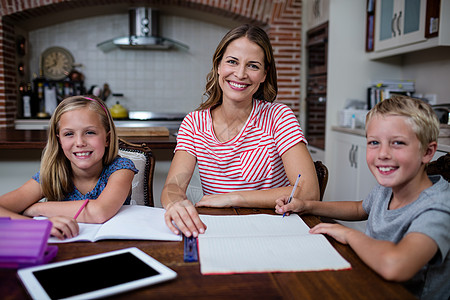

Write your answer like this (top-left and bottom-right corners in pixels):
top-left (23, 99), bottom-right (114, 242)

top-left (391, 13), bottom-right (397, 37)
top-left (353, 145), bottom-right (358, 168)
top-left (348, 145), bottom-right (354, 167)
top-left (349, 145), bottom-right (355, 167)
top-left (396, 11), bottom-right (402, 36)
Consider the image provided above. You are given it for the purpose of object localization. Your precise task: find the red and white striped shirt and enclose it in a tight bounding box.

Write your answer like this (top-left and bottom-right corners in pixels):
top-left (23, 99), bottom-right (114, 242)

top-left (175, 100), bottom-right (307, 195)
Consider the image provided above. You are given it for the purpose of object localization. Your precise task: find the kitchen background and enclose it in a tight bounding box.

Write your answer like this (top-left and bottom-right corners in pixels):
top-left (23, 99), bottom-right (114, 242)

top-left (0, 1), bottom-right (449, 219)
top-left (1, 1), bottom-right (302, 127)
top-left (27, 13), bottom-right (232, 113)
top-left (0, 0), bottom-right (302, 209)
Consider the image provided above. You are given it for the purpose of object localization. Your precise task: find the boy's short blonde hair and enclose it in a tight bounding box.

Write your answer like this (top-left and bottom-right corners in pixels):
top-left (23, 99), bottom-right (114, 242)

top-left (365, 95), bottom-right (440, 151)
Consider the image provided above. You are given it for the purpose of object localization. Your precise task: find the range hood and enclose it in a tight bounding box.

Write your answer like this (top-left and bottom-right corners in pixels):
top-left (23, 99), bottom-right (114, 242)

top-left (97, 7), bottom-right (189, 52)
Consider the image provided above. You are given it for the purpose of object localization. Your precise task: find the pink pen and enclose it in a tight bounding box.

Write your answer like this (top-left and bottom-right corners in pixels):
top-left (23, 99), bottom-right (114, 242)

top-left (73, 199), bottom-right (89, 220)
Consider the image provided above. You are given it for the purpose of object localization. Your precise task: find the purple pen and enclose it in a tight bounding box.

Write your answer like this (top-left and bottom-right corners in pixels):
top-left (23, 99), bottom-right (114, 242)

top-left (283, 174), bottom-right (301, 218)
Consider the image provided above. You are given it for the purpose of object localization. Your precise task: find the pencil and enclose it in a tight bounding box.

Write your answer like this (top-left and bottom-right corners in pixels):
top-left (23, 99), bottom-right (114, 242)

top-left (73, 199), bottom-right (89, 220)
top-left (283, 174), bottom-right (301, 218)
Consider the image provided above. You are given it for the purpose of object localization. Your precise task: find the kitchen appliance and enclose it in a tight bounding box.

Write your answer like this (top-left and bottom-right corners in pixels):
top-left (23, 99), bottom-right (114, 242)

top-left (110, 102), bottom-right (129, 119)
top-left (97, 7), bottom-right (189, 52)
top-left (114, 111), bottom-right (186, 135)
top-left (432, 104), bottom-right (450, 125)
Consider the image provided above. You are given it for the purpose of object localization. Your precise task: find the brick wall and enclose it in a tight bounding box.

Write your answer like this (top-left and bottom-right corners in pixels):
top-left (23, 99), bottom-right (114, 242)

top-left (0, 0), bottom-right (302, 128)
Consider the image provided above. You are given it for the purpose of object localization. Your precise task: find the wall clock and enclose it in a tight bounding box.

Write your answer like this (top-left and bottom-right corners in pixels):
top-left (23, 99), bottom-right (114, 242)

top-left (41, 46), bottom-right (74, 80)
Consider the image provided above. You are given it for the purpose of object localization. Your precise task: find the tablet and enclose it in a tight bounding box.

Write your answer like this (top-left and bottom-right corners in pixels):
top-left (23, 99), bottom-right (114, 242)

top-left (17, 247), bottom-right (177, 300)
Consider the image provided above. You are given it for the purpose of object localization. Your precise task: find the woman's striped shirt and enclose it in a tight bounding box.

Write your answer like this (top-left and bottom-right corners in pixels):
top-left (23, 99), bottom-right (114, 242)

top-left (175, 99), bottom-right (307, 195)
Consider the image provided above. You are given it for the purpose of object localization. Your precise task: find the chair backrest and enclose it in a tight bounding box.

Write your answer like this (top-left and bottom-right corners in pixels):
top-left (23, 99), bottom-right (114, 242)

top-left (426, 153), bottom-right (450, 182)
top-left (314, 161), bottom-right (329, 201)
top-left (118, 138), bottom-right (155, 206)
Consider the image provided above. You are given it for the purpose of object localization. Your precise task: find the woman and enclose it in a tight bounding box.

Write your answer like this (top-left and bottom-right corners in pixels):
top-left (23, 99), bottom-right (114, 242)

top-left (161, 24), bottom-right (319, 237)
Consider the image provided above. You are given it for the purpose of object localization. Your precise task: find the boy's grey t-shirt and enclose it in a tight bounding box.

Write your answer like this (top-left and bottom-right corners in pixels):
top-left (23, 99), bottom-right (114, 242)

top-left (362, 175), bottom-right (450, 300)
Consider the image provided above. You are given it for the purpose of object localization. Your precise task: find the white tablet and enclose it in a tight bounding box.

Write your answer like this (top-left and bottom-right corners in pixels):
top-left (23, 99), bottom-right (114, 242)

top-left (17, 247), bottom-right (177, 300)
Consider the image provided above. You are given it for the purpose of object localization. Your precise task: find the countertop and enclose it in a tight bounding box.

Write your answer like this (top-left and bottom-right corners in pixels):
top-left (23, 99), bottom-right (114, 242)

top-left (332, 126), bottom-right (450, 153)
top-left (0, 128), bottom-right (177, 150)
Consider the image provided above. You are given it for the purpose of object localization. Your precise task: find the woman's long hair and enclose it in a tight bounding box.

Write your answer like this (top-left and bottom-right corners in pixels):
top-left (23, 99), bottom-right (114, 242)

top-left (198, 24), bottom-right (278, 111)
top-left (39, 95), bottom-right (117, 201)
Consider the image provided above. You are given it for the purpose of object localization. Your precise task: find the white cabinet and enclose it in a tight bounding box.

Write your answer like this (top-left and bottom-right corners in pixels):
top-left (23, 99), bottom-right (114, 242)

top-left (327, 131), bottom-right (377, 201)
top-left (375, 0), bottom-right (426, 52)
top-left (370, 0), bottom-right (450, 59)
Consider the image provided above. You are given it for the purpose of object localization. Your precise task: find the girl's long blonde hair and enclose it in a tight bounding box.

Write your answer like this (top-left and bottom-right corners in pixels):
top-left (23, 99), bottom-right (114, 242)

top-left (39, 95), bottom-right (118, 201)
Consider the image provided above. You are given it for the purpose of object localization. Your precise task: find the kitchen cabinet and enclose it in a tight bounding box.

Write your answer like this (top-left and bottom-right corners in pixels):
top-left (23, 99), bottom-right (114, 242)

top-left (328, 131), bottom-right (377, 201)
top-left (375, 0), bottom-right (426, 52)
top-left (369, 0), bottom-right (450, 59)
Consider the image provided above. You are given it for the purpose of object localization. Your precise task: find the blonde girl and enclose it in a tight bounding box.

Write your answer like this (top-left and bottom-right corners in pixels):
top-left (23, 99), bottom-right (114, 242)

top-left (0, 96), bottom-right (137, 239)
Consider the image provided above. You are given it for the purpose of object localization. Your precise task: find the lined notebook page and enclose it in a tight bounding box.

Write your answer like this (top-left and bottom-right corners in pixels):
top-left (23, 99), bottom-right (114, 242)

top-left (198, 214), bottom-right (351, 274)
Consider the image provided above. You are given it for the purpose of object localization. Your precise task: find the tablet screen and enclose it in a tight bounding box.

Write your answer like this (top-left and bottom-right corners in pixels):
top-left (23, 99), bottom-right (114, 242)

top-left (18, 248), bottom-right (176, 300)
top-left (32, 252), bottom-right (158, 299)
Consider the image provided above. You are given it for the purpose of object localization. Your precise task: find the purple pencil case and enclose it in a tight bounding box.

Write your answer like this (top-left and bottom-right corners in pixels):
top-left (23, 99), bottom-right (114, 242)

top-left (0, 218), bottom-right (58, 269)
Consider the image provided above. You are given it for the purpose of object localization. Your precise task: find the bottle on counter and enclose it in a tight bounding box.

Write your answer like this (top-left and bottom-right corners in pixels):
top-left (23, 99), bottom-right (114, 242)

top-left (21, 82), bottom-right (32, 118)
top-left (44, 83), bottom-right (57, 116)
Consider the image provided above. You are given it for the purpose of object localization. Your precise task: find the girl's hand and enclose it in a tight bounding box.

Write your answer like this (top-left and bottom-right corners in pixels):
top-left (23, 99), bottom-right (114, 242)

top-left (275, 196), bottom-right (306, 216)
top-left (309, 223), bottom-right (354, 244)
top-left (164, 200), bottom-right (206, 237)
top-left (22, 202), bottom-right (40, 217)
top-left (195, 194), bottom-right (236, 208)
top-left (48, 216), bottom-right (79, 240)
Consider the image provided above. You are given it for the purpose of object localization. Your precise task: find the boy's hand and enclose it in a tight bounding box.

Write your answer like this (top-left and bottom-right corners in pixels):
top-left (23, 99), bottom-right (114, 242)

top-left (309, 223), bottom-right (355, 244)
top-left (275, 196), bottom-right (307, 216)
top-left (48, 216), bottom-right (79, 240)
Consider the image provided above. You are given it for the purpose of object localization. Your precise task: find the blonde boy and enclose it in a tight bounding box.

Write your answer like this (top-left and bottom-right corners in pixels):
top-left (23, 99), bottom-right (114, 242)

top-left (276, 96), bottom-right (449, 299)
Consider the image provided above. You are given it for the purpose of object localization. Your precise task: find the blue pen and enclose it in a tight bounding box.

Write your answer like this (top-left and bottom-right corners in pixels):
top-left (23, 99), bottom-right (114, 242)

top-left (283, 174), bottom-right (301, 218)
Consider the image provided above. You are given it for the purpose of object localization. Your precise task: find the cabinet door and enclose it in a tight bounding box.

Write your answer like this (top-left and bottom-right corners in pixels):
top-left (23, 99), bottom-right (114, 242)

top-left (375, 0), bottom-right (426, 51)
top-left (353, 139), bottom-right (378, 200)
top-left (332, 138), bottom-right (359, 200)
top-left (328, 132), bottom-right (378, 201)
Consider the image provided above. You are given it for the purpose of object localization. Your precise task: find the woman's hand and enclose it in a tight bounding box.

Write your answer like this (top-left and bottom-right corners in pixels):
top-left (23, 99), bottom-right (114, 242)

top-left (48, 216), bottom-right (79, 240)
top-left (164, 199), bottom-right (206, 237)
top-left (195, 194), bottom-right (238, 208)
top-left (309, 223), bottom-right (354, 244)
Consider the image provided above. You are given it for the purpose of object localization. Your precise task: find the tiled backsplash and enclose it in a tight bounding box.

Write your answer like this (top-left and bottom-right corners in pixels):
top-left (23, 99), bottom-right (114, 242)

top-left (29, 14), bottom-right (230, 114)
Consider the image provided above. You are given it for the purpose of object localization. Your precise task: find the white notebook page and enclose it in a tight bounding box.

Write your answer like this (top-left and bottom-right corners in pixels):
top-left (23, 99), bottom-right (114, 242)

top-left (198, 214), bottom-right (351, 274)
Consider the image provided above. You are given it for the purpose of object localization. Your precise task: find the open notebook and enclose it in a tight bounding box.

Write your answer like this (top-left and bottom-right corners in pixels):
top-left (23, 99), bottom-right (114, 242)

top-left (198, 214), bottom-right (351, 274)
top-left (45, 205), bottom-right (181, 243)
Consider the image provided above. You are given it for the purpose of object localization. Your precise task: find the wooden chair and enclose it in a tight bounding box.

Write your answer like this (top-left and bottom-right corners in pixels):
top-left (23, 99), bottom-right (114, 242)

top-left (118, 138), bottom-right (155, 206)
top-left (314, 161), bottom-right (329, 201)
top-left (426, 153), bottom-right (450, 182)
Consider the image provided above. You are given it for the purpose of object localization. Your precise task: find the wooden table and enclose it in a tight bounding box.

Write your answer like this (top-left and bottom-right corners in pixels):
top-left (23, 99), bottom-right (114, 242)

top-left (0, 208), bottom-right (415, 300)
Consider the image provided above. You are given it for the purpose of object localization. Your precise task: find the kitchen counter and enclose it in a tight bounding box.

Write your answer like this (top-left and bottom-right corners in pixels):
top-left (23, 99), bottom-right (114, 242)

top-left (0, 128), bottom-right (177, 150)
top-left (332, 126), bottom-right (450, 153)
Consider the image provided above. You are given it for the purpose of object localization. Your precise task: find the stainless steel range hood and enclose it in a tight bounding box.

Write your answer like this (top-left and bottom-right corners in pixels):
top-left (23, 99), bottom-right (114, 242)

top-left (97, 7), bottom-right (189, 52)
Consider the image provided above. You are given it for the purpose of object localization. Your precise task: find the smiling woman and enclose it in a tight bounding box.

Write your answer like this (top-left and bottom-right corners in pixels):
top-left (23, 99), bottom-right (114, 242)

top-left (160, 24), bottom-right (319, 238)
